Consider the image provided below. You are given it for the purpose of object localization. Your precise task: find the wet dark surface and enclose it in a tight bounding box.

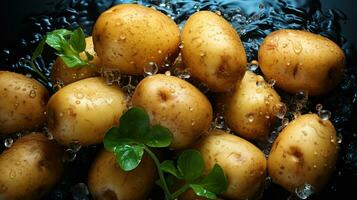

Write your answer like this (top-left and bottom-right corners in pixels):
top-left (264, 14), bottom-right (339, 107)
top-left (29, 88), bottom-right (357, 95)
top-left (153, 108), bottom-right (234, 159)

top-left (0, 0), bottom-right (356, 199)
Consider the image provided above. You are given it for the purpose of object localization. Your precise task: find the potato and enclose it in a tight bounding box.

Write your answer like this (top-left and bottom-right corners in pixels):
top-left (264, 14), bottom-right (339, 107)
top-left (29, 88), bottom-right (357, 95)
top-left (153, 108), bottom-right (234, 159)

top-left (268, 114), bottom-right (338, 192)
top-left (93, 4), bottom-right (180, 75)
top-left (258, 29), bottom-right (345, 96)
top-left (196, 130), bottom-right (266, 200)
top-left (47, 77), bottom-right (127, 146)
top-left (181, 11), bottom-right (247, 92)
top-left (88, 150), bottom-right (157, 200)
top-left (0, 71), bottom-right (49, 136)
top-left (132, 74), bottom-right (213, 149)
top-left (0, 133), bottom-right (63, 200)
top-left (51, 36), bottom-right (101, 86)
top-left (225, 71), bottom-right (282, 140)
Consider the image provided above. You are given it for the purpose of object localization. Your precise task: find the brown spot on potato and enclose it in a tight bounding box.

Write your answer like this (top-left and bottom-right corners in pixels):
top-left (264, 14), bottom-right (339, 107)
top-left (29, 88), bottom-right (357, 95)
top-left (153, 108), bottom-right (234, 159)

top-left (158, 90), bottom-right (169, 102)
top-left (101, 189), bottom-right (118, 200)
top-left (289, 146), bottom-right (304, 167)
top-left (293, 65), bottom-right (298, 78)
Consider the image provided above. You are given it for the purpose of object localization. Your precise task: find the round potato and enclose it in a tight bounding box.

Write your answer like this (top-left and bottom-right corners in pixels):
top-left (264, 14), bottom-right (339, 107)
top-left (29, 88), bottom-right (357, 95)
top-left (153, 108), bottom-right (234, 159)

top-left (51, 36), bottom-right (101, 86)
top-left (47, 77), bottom-right (127, 146)
top-left (132, 74), bottom-right (212, 149)
top-left (258, 29), bottom-right (345, 96)
top-left (0, 133), bottom-right (63, 200)
top-left (88, 150), bottom-right (157, 200)
top-left (181, 11), bottom-right (247, 92)
top-left (196, 130), bottom-right (266, 200)
top-left (268, 114), bottom-right (338, 192)
top-left (0, 71), bottom-right (49, 136)
top-left (93, 4), bottom-right (180, 75)
top-left (225, 71), bottom-right (282, 140)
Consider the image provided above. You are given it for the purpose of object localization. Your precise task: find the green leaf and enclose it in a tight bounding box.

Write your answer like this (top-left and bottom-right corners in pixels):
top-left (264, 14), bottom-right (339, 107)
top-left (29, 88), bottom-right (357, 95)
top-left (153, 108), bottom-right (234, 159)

top-left (119, 107), bottom-right (150, 142)
top-left (114, 144), bottom-right (144, 171)
top-left (52, 29), bottom-right (72, 37)
top-left (160, 160), bottom-right (182, 178)
top-left (145, 125), bottom-right (173, 148)
top-left (70, 27), bottom-right (86, 52)
top-left (58, 54), bottom-right (87, 68)
top-left (195, 164), bottom-right (228, 194)
top-left (85, 51), bottom-right (94, 62)
top-left (46, 33), bottom-right (65, 51)
top-left (177, 150), bottom-right (205, 182)
top-left (103, 127), bottom-right (136, 151)
top-left (32, 37), bottom-right (46, 60)
top-left (190, 184), bottom-right (217, 200)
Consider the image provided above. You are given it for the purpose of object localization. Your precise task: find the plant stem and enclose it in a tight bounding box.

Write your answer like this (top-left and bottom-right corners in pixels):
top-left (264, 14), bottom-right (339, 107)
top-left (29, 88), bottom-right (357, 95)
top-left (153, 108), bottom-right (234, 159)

top-left (30, 60), bottom-right (49, 82)
top-left (144, 146), bottom-right (173, 200)
top-left (172, 183), bottom-right (190, 199)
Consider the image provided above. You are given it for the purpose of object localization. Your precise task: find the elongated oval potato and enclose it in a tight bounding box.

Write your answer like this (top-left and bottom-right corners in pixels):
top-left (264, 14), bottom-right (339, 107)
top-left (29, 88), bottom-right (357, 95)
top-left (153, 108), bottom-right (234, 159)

top-left (181, 11), bottom-right (247, 92)
top-left (51, 36), bottom-right (101, 86)
top-left (88, 150), bottom-right (157, 200)
top-left (225, 71), bottom-right (282, 140)
top-left (47, 77), bottom-right (127, 146)
top-left (0, 133), bottom-right (63, 200)
top-left (93, 4), bottom-right (180, 75)
top-left (132, 74), bottom-right (212, 149)
top-left (0, 71), bottom-right (48, 136)
top-left (258, 29), bottom-right (345, 96)
top-left (268, 114), bottom-right (338, 192)
top-left (196, 130), bottom-right (266, 200)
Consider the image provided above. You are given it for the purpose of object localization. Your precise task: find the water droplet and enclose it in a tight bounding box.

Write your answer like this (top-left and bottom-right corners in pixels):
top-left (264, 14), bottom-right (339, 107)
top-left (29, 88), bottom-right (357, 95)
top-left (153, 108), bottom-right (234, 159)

top-left (267, 79), bottom-right (276, 87)
top-left (337, 134), bottom-right (343, 144)
top-left (191, 121), bottom-right (195, 126)
top-left (318, 110), bottom-right (331, 120)
top-left (29, 90), bottom-right (36, 98)
top-left (53, 80), bottom-right (64, 91)
top-left (315, 104), bottom-right (323, 112)
top-left (200, 52), bottom-right (205, 57)
top-left (75, 100), bottom-right (81, 104)
top-left (165, 71), bottom-right (171, 76)
top-left (174, 68), bottom-right (190, 79)
top-left (158, 49), bottom-right (162, 54)
top-left (4, 138), bottom-right (13, 148)
top-left (69, 140), bottom-right (82, 152)
top-left (63, 149), bottom-right (77, 162)
top-left (273, 103), bottom-right (287, 119)
top-left (292, 41), bottom-right (303, 54)
top-left (293, 112), bottom-right (301, 119)
top-left (213, 115), bottom-right (225, 129)
top-left (282, 118), bottom-right (289, 127)
top-left (59, 112), bottom-right (64, 117)
top-left (9, 169), bottom-right (16, 179)
top-left (119, 35), bottom-right (126, 40)
top-left (144, 62), bottom-right (158, 77)
top-left (296, 91), bottom-right (308, 101)
top-left (247, 61), bottom-right (259, 71)
top-left (215, 10), bottom-right (222, 16)
top-left (102, 69), bottom-right (121, 86)
top-left (247, 114), bottom-right (254, 123)
top-left (179, 43), bottom-right (184, 49)
top-left (189, 107), bottom-right (193, 112)
top-left (295, 183), bottom-right (314, 199)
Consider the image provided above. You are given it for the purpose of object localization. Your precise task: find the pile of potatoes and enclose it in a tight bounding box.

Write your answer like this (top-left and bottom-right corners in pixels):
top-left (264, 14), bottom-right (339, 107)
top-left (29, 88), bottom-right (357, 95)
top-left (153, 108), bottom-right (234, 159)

top-left (0, 3), bottom-right (344, 200)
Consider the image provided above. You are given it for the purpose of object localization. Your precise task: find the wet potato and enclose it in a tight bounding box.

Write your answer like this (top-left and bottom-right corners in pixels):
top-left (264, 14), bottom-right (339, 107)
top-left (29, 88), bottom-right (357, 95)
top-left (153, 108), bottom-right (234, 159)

top-left (93, 4), bottom-right (180, 75)
top-left (0, 133), bottom-right (63, 200)
top-left (132, 74), bottom-right (213, 149)
top-left (88, 150), bottom-right (157, 200)
top-left (258, 29), bottom-right (345, 96)
top-left (225, 71), bottom-right (282, 140)
top-left (47, 77), bottom-right (127, 146)
top-left (268, 114), bottom-right (339, 192)
top-left (181, 11), bottom-right (247, 92)
top-left (0, 71), bottom-right (49, 136)
top-left (51, 36), bottom-right (101, 86)
top-left (195, 130), bottom-right (267, 200)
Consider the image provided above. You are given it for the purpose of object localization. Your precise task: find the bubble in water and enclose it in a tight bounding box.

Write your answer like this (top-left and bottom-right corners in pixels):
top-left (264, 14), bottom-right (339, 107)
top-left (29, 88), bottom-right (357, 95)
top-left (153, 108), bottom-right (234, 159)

top-left (293, 111), bottom-right (301, 119)
top-left (102, 69), bottom-right (121, 86)
top-left (247, 114), bottom-right (254, 123)
top-left (179, 43), bottom-right (184, 49)
top-left (318, 110), bottom-right (331, 120)
top-left (315, 104), bottom-right (323, 112)
top-left (165, 71), bottom-right (171, 76)
top-left (63, 149), bottom-right (77, 162)
top-left (53, 80), bottom-right (64, 91)
top-left (295, 91), bottom-right (308, 101)
top-left (337, 133), bottom-right (343, 144)
top-left (144, 62), bottom-right (158, 77)
top-left (29, 90), bottom-right (36, 98)
top-left (267, 79), bottom-right (276, 87)
top-left (247, 61), bottom-right (259, 72)
top-left (213, 115), bottom-right (225, 129)
top-left (174, 68), bottom-right (191, 79)
top-left (282, 118), bottom-right (289, 127)
top-left (295, 183), bottom-right (314, 199)
top-left (69, 140), bottom-right (82, 152)
top-left (4, 138), bottom-right (13, 148)
top-left (273, 103), bottom-right (287, 119)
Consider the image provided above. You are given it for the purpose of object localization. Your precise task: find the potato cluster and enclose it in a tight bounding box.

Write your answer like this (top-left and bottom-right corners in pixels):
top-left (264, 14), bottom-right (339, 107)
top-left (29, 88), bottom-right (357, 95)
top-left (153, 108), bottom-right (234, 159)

top-left (0, 3), bottom-right (344, 200)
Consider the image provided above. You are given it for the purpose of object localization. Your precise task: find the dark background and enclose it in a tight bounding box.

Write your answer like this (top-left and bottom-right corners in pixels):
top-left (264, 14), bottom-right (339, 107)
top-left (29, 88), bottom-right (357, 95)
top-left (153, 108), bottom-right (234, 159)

top-left (0, 0), bottom-right (356, 47)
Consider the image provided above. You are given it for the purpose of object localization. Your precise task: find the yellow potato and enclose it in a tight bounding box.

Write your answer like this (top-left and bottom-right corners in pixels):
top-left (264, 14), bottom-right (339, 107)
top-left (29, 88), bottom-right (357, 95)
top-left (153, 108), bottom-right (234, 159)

top-left (225, 71), bottom-right (282, 140)
top-left (268, 114), bottom-right (338, 192)
top-left (181, 11), bottom-right (247, 92)
top-left (93, 4), bottom-right (180, 75)
top-left (0, 71), bottom-right (48, 136)
top-left (196, 130), bottom-right (266, 200)
top-left (88, 150), bottom-right (157, 200)
top-left (0, 133), bottom-right (63, 200)
top-left (47, 77), bottom-right (127, 146)
top-left (132, 74), bottom-right (212, 149)
top-left (51, 37), bottom-right (101, 86)
top-left (258, 29), bottom-right (345, 96)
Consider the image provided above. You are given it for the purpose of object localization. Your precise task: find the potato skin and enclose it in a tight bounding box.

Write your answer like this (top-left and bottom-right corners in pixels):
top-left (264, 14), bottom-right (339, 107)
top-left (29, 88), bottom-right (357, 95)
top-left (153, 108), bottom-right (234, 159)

top-left (258, 29), bottom-right (345, 96)
top-left (88, 150), bottom-right (157, 200)
top-left (132, 74), bottom-right (213, 149)
top-left (47, 77), bottom-right (127, 146)
top-left (0, 133), bottom-right (63, 200)
top-left (268, 114), bottom-right (338, 192)
top-left (196, 130), bottom-right (266, 200)
top-left (225, 71), bottom-right (281, 140)
top-left (51, 37), bottom-right (101, 86)
top-left (93, 4), bottom-right (180, 75)
top-left (181, 11), bottom-right (247, 92)
top-left (0, 71), bottom-right (49, 136)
